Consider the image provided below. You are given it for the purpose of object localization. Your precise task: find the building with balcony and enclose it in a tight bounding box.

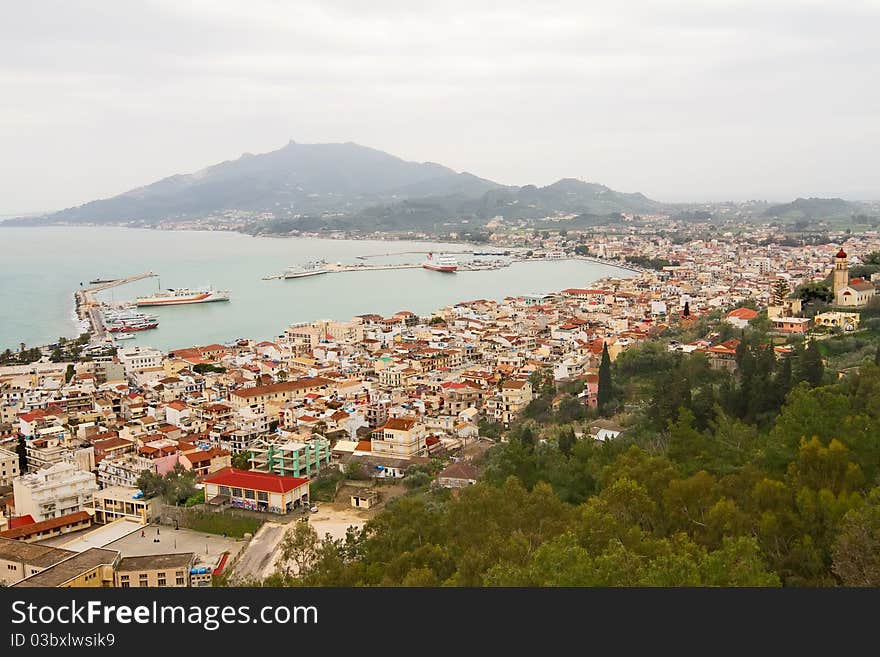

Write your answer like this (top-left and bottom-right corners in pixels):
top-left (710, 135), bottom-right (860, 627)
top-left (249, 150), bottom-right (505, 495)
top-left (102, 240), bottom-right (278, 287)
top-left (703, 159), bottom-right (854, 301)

top-left (86, 486), bottom-right (160, 524)
top-left (371, 416), bottom-right (427, 459)
top-left (12, 462), bottom-right (98, 522)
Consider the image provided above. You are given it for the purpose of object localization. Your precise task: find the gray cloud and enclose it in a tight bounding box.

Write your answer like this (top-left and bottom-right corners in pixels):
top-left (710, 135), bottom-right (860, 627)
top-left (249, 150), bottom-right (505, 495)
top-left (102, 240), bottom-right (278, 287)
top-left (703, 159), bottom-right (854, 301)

top-left (1, 0), bottom-right (878, 212)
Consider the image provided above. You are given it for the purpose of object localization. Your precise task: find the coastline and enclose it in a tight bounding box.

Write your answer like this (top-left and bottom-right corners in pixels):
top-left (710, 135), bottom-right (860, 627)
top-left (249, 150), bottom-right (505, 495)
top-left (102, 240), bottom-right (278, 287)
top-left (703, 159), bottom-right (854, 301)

top-left (2, 225), bottom-right (641, 352)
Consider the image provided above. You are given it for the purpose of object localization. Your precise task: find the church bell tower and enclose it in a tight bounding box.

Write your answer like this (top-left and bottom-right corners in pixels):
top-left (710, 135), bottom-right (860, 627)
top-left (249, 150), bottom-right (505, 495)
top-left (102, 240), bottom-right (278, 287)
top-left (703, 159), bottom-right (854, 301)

top-left (833, 248), bottom-right (848, 296)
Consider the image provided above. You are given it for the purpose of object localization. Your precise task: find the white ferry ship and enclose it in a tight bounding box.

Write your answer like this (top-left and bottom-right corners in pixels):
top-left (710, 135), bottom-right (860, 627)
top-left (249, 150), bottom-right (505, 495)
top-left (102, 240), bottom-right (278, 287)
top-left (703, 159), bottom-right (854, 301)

top-left (136, 286), bottom-right (230, 307)
top-left (284, 261), bottom-right (329, 279)
top-left (422, 253), bottom-right (458, 272)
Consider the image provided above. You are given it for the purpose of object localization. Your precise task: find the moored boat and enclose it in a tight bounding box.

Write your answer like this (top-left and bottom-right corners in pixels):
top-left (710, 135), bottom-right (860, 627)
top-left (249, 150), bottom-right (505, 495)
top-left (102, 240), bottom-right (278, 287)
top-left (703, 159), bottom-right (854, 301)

top-left (422, 253), bottom-right (458, 272)
top-left (136, 286), bottom-right (230, 307)
top-left (283, 261), bottom-right (328, 279)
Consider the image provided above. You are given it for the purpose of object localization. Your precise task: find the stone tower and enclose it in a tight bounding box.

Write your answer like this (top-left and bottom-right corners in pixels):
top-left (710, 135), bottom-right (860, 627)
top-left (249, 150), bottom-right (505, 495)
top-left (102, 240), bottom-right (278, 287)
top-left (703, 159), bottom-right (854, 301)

top-left (833, 248), bottom-right (848, 296)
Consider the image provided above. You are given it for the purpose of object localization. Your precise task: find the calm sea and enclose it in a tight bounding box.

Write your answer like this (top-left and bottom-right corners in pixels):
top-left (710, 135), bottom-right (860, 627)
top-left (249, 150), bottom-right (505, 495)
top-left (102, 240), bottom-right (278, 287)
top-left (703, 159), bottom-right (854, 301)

top-left (0, 227), bottom-right (630, 351)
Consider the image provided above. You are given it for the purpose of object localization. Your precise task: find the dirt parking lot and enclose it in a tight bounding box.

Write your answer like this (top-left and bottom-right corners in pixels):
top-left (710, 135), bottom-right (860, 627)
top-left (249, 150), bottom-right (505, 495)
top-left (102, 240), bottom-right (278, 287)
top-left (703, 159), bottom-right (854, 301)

top-left (307, 503), bottom-right (369, 541)
top-left (229, 503), bottom-right (369, 582)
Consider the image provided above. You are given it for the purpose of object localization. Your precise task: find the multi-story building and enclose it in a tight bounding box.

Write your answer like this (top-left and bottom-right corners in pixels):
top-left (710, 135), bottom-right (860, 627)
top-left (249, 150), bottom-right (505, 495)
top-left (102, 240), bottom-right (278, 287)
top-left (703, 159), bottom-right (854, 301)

top-left (0, 447), bottom-right (20, 486)
top-left (12, 462), bottom-right (98, 522)
top-left (249, 436), bottom-right (331, 478)
top-left (116, 346), bottom-right (163, 377)
top-left (371, 416), bottom-right (427, 458)
top-left (92, 356), bottom-right (126, 384)
top-left (97, 454), bottom-right (157, 489)
top-left (229, 377), bottom-right (334, 410)
top-left (87, 486), bottom-right (160, 524)
top-left (488, 380), bottom-right (533, 426)
top-left (285, 319), bottom-right (364, 352)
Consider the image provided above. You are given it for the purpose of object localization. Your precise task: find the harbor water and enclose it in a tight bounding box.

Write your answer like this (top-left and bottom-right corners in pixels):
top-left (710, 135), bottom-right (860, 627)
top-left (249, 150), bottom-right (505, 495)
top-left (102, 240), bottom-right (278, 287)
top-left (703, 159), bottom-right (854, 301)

top-left (0, 226), bottom-right (632, 351)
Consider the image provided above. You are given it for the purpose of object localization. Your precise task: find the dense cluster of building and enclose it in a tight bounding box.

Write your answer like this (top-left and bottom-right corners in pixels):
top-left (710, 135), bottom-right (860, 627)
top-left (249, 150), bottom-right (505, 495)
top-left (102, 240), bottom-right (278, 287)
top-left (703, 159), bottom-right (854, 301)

top-left (1, 228), bottom-right (877, 587)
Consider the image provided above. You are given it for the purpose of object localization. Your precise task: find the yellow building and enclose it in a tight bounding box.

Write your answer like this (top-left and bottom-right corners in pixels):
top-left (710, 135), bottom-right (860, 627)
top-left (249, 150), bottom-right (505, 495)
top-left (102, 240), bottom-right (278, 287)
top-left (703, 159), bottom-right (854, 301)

top-left (87, 486), bottom-right (161, 524)
top-left (814, 311), bottom-right (860, 332)
top-left (371, 416), bottom-right (427, 458)
top-left (0, 447), bottom-right (20, 486)
top-left (115, 553), bottom-right (197, 588)
top-left (0, 539), bottom-right (76, 586)
top-left (13, 547), bottom-right (119, 588)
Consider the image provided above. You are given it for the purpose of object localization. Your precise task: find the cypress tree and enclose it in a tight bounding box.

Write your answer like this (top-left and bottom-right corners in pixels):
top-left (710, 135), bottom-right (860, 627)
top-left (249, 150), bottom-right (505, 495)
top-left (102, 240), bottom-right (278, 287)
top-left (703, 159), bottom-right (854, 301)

top-left (597, 342), bottom-right (614, 415)
top-left (16, 434), bottom-right (28, 473)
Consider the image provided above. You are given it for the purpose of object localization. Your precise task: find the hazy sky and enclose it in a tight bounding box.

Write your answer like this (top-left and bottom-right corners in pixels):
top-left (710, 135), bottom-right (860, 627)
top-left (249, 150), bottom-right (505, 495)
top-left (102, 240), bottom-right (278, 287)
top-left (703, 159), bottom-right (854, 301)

top-left (2, 0), bottom-right (879, 213)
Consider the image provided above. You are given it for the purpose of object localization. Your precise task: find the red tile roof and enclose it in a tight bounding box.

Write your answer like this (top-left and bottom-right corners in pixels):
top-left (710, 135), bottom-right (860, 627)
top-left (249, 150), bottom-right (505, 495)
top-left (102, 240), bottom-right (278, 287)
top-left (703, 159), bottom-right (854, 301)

top-left (727, 307), bottom-right (758, 320)
top-left (202, 467), bottom-right (308, 493)
top-left (0, 511), bottom-right (91, 540)
top-left (8, 515), bottom-right (35, 529)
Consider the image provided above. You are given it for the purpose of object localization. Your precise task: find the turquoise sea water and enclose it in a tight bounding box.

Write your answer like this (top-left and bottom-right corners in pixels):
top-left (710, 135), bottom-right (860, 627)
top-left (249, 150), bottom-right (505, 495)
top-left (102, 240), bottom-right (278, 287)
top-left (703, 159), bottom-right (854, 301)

top-left (0, 227), bottom-right (630, 351)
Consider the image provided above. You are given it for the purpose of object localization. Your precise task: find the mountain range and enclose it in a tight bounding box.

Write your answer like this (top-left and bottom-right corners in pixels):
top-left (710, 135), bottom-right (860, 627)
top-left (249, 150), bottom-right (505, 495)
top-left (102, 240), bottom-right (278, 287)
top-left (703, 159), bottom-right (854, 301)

top-left (8, 141), bottom-right (668, 231)
top-left (7, 141), bottom-right (873, 233)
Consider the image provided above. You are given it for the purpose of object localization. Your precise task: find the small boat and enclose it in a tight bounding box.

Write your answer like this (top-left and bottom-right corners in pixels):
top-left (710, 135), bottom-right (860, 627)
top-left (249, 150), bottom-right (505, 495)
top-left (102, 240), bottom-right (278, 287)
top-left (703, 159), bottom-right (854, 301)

top-left (113, 333), bottom-right (136, 340)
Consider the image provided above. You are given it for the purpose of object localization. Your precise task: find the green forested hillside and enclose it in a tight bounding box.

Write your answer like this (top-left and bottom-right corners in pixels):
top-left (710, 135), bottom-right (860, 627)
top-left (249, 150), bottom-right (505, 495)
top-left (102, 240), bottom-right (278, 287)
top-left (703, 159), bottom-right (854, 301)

top-left (252, 333), bottom-right (880, 587)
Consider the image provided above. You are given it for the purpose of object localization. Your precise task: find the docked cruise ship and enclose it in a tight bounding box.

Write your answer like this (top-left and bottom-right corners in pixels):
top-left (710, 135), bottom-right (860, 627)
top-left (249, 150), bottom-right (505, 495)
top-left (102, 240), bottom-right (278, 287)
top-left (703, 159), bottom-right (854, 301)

top-left (283, 260), bottom-right (329, 279)
top-left (422, 253), bottom-right (458, 272)
top-left (135, 286), bottom-right (231, 307)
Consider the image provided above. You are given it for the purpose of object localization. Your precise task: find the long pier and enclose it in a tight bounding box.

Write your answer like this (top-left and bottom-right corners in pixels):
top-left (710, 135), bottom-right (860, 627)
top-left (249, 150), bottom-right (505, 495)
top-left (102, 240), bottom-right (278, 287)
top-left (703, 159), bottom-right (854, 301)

top-left (75, 272), bottom-right (158, 341)
top-left (355, 249), bottom-right (475, 260)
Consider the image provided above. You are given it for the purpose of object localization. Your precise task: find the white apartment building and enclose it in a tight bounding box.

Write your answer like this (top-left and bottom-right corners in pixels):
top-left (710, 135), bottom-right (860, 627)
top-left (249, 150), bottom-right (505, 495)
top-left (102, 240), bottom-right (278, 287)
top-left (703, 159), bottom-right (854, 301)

top-left (0, 447), bottom-right (20, 487)
top-left (117, 346), bottom-right (163, 377)
top-left (12, 462), bottom-right (99, 522)
top-left (97, 454), bottom-right (158, 489)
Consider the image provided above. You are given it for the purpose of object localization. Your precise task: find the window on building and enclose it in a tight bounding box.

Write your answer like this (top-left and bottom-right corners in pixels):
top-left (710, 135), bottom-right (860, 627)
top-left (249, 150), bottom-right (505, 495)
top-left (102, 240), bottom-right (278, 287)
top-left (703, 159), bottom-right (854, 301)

top-left (257, 491), bottom-right (268, 502)
top-left (231, 488), bottom-right (242, 498)
top-left (176, 576), bottom-right (185, 586)
top-left (244, 489), bottom-right (256, 500)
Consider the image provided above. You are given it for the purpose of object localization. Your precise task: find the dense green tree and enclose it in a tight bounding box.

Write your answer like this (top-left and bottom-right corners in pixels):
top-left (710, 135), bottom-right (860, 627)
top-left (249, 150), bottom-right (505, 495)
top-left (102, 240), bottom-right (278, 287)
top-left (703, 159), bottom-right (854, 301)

top-left (558, 426), bottom-right (576, 457)
top-left (231, 451), bottom-right (252, 470)
top-left (278, 521), bottom-right (321, 578)
top-left (832, 488), bottom-right (880, 586)
top-left (798, 340), bottom-right (825, 387)
top-left (135, 464), bottom-right (198, 505)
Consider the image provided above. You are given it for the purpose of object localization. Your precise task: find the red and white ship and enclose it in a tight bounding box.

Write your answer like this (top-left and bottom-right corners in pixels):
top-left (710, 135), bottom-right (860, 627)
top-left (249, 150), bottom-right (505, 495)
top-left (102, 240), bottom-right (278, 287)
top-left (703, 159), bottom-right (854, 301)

top-left (421, 253), bottom-right (458, 272)
top-left (136, 286), bottom-right (231, 307)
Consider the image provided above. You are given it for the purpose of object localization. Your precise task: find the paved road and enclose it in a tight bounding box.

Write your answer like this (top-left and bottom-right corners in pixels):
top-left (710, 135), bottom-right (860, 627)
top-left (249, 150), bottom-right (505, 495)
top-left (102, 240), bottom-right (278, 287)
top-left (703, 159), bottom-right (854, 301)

top-left (228, 522), bottom-right (287, 584)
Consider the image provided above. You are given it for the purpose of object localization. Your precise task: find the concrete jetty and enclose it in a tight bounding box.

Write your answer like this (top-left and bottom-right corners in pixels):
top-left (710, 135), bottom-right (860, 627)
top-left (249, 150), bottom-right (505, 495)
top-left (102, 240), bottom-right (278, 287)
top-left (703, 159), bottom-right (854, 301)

top-left (75, 272), bottom-right (158, 340)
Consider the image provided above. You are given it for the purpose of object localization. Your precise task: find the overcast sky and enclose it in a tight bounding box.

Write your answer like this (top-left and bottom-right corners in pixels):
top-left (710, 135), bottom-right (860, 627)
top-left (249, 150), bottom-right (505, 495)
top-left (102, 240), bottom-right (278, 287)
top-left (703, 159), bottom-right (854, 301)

top-left (2, 0), bottom-right (879, 213)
